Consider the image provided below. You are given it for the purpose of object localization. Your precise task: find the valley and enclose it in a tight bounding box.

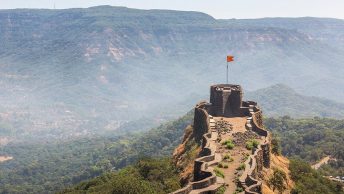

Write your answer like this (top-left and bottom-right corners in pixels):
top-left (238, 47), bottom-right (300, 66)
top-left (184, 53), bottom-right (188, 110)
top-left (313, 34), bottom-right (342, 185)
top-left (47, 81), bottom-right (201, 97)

top-left (1, 5), bottom-right (344, 194)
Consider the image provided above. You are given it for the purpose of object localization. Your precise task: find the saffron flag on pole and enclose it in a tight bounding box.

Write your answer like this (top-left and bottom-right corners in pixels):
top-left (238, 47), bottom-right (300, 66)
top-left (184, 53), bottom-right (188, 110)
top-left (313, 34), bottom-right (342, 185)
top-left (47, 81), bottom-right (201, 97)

top-left (227, 55), bottom-right (234, 62)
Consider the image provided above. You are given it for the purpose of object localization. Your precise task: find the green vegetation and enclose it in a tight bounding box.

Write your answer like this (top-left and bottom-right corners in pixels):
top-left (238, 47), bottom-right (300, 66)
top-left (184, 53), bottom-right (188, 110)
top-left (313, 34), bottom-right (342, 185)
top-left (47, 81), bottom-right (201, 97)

top-left (61, 157), bottom-right (181, 194)
top-left (0, 112), bottom-right (193, 194)
top-left (217, 162), bottom-right (228, 169)
top-left (265, 116), bottom-right (344, 176)
top-left (223, 154), bottom-right (234, 162)
top-left (268, 168), bottom-right (287, 193)
top-left (216, 186), bottom-right (226, 194)
top-left (233, 187), bottom-right (244, 194)
top-left (271, 136), bottom-right (281, 155)
top-left (1, 6), bottom-right (344, 194)
top-left (222, 140), bottom-right (235, 149)
top-left (214, 168), bottom-right (225, 178)
top-left (223, 154), bottom-right (230, 160)
top-left (245, 139), bottom-right (259, 150)
top-left (236, 164), bottom-right (246, 171)
top-left (289, 159), bottom-right (343, 194)
top-left (243, 153), bottom-right (250, 161)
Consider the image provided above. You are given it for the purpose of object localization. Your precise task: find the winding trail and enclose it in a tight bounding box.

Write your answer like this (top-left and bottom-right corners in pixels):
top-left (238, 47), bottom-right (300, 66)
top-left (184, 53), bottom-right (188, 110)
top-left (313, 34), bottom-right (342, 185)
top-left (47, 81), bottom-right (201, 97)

top-left (0, 156), bottom-right (13, 162)
top-left (312, 156), bottom-right (331, 170)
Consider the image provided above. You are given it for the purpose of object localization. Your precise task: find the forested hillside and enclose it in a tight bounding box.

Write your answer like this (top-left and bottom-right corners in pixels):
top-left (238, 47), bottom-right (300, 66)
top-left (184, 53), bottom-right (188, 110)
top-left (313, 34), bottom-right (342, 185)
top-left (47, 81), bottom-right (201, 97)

top-left (3, 83), bottom-right (344, 193)
top-left (61, 158), bottom-right (181, 194)
top-left (266, 116), bottom-right (344, 176)
top-left (0, 112), bottom-right (193, 193)
top-left (59, 117), bottom-right (344, 194)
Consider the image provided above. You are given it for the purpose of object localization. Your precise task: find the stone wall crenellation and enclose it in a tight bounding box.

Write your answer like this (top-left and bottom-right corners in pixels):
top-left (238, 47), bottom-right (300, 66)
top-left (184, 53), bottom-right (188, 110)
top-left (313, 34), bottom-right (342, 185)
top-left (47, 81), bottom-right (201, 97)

top-left (171, 102), bottom-right (224, 194)
top-left (171, 84), bottom-right (271, 194)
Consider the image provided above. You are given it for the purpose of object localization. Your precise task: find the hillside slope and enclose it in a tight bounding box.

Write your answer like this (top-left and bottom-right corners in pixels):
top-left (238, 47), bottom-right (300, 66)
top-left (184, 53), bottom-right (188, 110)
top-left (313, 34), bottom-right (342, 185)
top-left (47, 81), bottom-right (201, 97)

top-left (0, 112), bottom-right (193, 194)
top-left (1, 6), bottom-right (344, 140)
top-left (246, 84), bottom-right (344, 118)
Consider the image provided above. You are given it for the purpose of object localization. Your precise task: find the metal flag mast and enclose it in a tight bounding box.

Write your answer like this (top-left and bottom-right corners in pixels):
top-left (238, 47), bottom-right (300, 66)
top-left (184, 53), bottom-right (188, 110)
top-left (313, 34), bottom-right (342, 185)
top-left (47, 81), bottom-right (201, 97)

top-left (226, 61), bottom-right (228, 84)
top-left (226, 55), bottom-right (234, 84)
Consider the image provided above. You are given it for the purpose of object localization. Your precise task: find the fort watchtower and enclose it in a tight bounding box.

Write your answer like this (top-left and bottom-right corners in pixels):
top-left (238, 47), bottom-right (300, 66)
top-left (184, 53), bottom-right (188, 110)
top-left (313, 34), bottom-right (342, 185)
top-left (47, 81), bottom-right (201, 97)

top-left (209, 84), bottom-right (243, 117)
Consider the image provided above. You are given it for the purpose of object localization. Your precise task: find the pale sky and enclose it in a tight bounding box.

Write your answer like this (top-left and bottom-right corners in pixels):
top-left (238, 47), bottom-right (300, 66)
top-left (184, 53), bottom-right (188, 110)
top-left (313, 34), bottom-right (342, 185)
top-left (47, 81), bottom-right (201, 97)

top-left (0, 0), bottom-right (343, 19)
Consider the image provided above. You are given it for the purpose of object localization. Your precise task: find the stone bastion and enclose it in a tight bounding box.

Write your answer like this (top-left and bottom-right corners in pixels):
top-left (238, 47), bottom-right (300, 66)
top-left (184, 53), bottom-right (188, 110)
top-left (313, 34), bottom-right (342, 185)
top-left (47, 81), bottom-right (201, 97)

top-left (171, 84), bottom-right (271, 194)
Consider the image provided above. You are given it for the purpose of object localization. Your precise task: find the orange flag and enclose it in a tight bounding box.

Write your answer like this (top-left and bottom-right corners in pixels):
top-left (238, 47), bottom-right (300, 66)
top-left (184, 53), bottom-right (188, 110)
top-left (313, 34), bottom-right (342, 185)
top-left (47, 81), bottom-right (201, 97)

top-left (227, 55), bottom-right (234, 62)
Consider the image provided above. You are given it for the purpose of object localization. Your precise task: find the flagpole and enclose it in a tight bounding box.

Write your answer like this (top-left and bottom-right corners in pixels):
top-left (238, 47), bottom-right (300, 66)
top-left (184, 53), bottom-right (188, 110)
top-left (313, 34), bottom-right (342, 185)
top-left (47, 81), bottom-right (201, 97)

top-left (226, 61), bottom-right (228, 84)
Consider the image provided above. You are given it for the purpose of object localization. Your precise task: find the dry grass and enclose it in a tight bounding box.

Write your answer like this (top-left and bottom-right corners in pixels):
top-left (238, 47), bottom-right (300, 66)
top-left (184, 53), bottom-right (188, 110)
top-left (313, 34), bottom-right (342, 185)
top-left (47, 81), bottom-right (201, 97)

top-left (262, 154), bottom-right (294, 194)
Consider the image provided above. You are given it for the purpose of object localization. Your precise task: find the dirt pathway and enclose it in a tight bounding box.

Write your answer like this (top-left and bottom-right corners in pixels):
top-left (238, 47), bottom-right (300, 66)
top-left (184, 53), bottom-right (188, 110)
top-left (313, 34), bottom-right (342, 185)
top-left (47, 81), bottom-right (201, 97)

top-left (312, 156), bottom-right (331, 170)
top-left (0, 156), bottom-right (13, 162)
top-left (213, 116), bottom-right (252, 194)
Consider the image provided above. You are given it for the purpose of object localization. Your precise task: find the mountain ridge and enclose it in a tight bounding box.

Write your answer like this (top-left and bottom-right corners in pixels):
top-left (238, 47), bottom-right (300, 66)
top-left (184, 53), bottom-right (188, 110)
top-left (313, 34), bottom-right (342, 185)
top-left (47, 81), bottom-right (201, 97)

top-left (1, 5), bottom-right (344, 139)
top-left (246, 84), bottom-right (344, 118)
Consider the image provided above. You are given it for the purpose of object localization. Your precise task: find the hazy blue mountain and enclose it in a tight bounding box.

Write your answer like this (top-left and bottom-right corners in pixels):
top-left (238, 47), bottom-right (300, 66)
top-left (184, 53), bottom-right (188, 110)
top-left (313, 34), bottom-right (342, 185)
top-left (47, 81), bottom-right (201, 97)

top-left (1, 6), bottom-right (344, 140)
top-left (246, 84), bottom-right (344, 118)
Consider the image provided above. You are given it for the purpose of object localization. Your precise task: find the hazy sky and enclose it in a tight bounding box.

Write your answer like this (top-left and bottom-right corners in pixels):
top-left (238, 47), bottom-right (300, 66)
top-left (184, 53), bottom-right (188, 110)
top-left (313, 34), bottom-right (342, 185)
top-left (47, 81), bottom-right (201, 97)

top-left (0, 0), bottom-right (343, 19)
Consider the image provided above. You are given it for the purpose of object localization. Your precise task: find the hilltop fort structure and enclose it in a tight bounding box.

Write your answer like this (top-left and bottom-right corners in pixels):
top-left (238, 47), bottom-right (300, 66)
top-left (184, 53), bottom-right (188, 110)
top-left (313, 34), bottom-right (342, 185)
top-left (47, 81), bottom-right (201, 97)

top-left (172, 84), bottom-right (271, 194)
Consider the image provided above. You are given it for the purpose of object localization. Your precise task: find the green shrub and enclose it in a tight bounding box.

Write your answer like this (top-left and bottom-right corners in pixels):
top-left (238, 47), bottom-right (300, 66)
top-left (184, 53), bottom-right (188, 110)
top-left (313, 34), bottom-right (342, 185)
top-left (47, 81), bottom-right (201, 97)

top-left (222, 140), bottom-right (235, 149)
top-left (223, 154), bottom-right (230, 160)
top-left (233, 187), bottom-right (244, 194)
top-left (214, 168), bottom-right (225, 178)
top-left (218, 162), bottom-right (229, 169)
top-left (246, 141), bottom-right (253, 150)
top-left (252, 140), bottom-right (259, 148)
top-left (243, 153), bottom-right (249, 161)
top-left (245, 139), bottom-right (259, 150)
top-left (236, 163), bottom-right (246, 171)
top-left (268, 168), bottom-right (287, 193)
top-left (216, 185), bottom-right (226, 194)
top-left (271, 137), bottom-right (281, 155)
top-left (224, 154), bottom-right (234, 162)
top-left (226, 142), bottom-right (235, 149)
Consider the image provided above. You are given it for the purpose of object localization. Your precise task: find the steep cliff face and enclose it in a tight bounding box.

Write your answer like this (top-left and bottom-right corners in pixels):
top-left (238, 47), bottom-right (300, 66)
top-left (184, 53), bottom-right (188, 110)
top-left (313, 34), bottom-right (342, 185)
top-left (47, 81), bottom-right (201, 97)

top-left (261, 155), bottom-right (294, 194)
top-left (173, 125), bottom-right (202, 185)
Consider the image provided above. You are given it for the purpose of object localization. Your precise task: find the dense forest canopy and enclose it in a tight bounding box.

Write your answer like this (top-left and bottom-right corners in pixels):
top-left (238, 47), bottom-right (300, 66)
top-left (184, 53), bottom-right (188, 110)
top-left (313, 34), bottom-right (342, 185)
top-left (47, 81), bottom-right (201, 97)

top-left (266, 116), bottom-right (344, 176)
top-left (0, 112), bottom-right (193, 194)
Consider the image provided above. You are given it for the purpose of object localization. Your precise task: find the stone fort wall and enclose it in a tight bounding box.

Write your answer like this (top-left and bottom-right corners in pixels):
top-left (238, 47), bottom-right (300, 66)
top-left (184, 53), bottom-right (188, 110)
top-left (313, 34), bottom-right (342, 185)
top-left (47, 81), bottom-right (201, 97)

top-left (171, 84), bottom-right (271, 194)
top-left (172, 102), bottom-right (224, 194)
top-left (239, 105), bottom-right (270, 194)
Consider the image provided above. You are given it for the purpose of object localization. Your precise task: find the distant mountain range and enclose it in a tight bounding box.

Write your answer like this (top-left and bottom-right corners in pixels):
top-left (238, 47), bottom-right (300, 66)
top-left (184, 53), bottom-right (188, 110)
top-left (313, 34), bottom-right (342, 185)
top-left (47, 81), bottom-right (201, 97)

top-left (246, 84), bottom-right (344, 118)
top-left (0, 6), bottom-right (344, 138)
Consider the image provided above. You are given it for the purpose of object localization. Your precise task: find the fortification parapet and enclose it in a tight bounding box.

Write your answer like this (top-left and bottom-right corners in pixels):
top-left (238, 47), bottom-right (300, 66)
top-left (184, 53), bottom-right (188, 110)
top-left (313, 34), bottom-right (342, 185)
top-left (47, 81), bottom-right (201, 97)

top-left (171, 84), bottom-right (271, 194)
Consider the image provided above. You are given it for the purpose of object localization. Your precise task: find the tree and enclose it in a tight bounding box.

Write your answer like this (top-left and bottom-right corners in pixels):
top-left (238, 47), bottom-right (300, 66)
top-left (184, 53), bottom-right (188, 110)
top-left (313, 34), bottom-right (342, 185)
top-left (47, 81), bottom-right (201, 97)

top-left (268, 168), bottom-right (287, 194)
top-left (271, 137), bottom-right (281, 155)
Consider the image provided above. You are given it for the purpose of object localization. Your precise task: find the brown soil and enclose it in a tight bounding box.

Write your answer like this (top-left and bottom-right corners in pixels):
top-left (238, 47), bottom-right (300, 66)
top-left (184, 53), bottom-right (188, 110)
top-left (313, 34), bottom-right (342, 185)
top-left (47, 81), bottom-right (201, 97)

top-left (214, 116), bottom-right (263, 194)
